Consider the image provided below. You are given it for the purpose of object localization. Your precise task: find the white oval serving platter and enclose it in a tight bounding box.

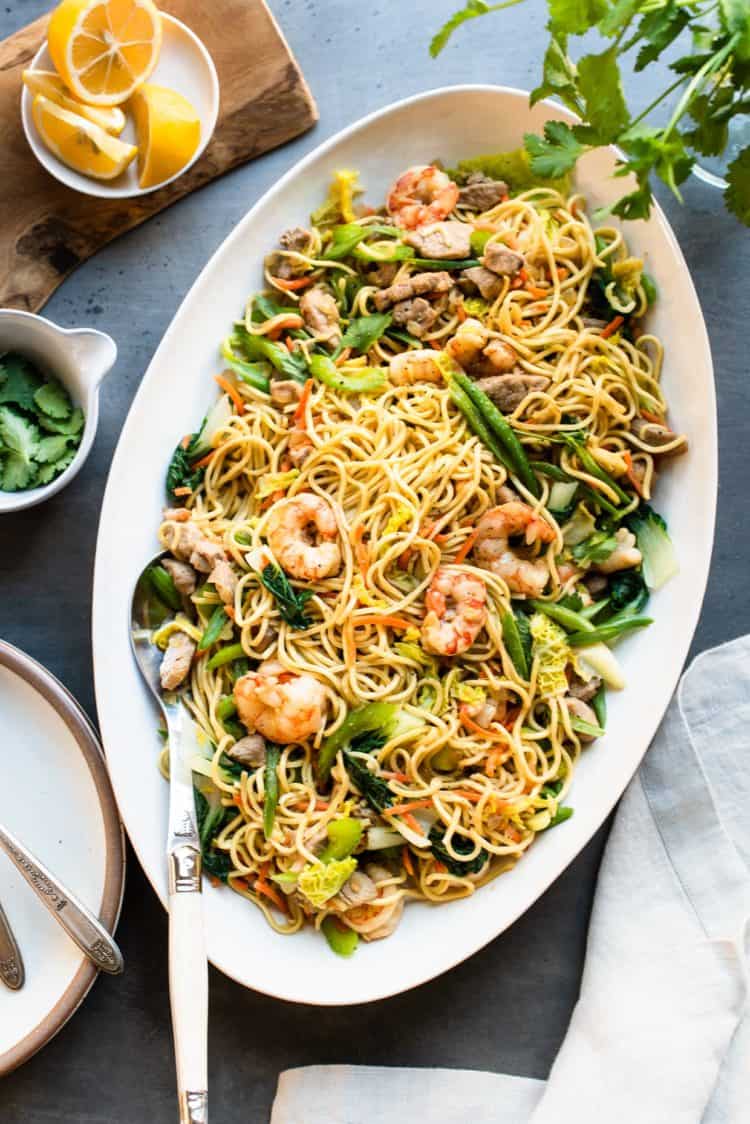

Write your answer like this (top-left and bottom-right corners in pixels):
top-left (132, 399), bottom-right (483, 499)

top-left (92, 86), bottom-right (716, 1005)
top-left (0, 641), bottom-right (125, 1073)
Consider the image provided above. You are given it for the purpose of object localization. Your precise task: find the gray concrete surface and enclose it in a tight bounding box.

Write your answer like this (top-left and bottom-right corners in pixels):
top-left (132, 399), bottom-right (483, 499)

top-left (1, 1), bottom-right (747, 1120)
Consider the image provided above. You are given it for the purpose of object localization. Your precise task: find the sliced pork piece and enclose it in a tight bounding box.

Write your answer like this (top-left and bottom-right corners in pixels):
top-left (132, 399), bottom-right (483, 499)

top-left (372, 270), bottom-right (453, 312)
top-left (270, 379), bottom-right (302, 406)
top-left (162, 558), bottom-right (197, 597)
top-left (160, 631), bottom-right (196, 690)
top-left (299, 286), bottom-right (341, 348)
top-left (404, 221), bottom-right (472, 260)
top-left (209, 558), bottom-right (238, 606)
top-left (227, 734), bottom-right (266, 769)
top-left (279, 226), bottom-right (313, 253)
top-left (366, 262), bottom-right (399, 288)
top-left (391, 296), bottom-right (439, 338)
top-left (458, 172), bottom-right (509, 211)
top-left (460, 265), bottom-right (504, 302)
top-left (473, 373), bottom-right (550, 413)
top-left (483, 242), bottom-right (525, 276)
top-left (630, 416), bottom-right (688, 454)
top-left (190, 538), bottom-right (226, 574)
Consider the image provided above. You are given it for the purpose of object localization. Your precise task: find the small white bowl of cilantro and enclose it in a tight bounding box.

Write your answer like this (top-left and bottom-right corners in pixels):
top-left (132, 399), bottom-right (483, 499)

top-left (0, 310), bottom-right (117, 513)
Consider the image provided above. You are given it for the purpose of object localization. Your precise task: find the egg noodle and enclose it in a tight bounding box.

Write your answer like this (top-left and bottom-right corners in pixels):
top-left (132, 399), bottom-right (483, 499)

top-left (152, 165), bottom-right (685, 953)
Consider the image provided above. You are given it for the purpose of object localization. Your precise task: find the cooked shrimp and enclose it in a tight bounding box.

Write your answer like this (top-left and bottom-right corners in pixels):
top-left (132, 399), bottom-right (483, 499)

top-left (266, 493), bottom-right (342, 580)
top-left (421, 568), bottom-right (487, 656)
top-left (473, 502), bottom-right (556, 596)
top-left (234, 659), bottom-right (327, 744)
top-left (389, 349), bottom-right (443, 386)
top-left (386, 165), bottom-right (459, 229)
top-left (596, 527), bottom-right (642, 574)
top-left (445, 317), bottom-right (488, 369)
top-left (341, 863), bottom-right (404, 941)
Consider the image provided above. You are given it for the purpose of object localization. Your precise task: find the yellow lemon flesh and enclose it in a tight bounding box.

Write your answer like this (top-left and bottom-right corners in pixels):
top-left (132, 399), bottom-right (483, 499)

top-left (32, 95), bottom-right (137, 180)
top-left (23, 69), bottom-right (126, 135)
top-left (130, 83), bottom-right (201, 189)
top-left (47, 0), bottom-right (162, 107)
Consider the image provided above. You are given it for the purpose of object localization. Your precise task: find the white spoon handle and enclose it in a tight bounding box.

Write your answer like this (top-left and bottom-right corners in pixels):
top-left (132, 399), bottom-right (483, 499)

top-left (169, 873), bottom-right (208, 1123)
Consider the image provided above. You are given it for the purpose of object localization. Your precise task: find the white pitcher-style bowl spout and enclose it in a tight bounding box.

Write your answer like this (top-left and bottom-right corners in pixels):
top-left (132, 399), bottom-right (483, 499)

top-left (0, 309), bottom-right (118, 514)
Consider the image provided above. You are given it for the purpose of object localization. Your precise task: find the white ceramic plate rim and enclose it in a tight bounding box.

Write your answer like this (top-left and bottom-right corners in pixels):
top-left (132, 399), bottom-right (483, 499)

top-left (93, 84), bottom-right (716, 1005)
top-left (20, 12), bottom-right (219, 200)
top-left (0, 641), bottom-right (126, 1074)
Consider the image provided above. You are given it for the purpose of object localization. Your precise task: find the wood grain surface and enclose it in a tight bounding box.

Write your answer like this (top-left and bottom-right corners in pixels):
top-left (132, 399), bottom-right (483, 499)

top-left (0, 0), bottom-right (317, 311)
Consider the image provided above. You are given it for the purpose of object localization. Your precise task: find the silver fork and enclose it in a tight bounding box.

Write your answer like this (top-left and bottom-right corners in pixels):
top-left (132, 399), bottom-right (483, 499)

top-left (130, 556), bottom-right (208, 1124)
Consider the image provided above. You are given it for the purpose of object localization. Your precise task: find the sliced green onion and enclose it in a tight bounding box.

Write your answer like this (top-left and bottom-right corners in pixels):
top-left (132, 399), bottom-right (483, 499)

top-left (529, 599), bottom-right (594, 634)
top-left (147, 565), bottom-right (181, 612)
top-left (501, 610), bottom-right (529, 679)
top-left (206, 642), bottom-right (245, 670)
top-left (198, 605), bottom-right (228, 652)
top-left (263, 745), bottom-right (281, 839)
top-left (567, 615), bottom-right (653, 647)
top-left (321, 915), bottom-right (359, 957)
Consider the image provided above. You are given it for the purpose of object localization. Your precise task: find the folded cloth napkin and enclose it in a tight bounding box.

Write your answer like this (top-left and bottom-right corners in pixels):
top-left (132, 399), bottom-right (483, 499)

top-left (271, 637), bottom-right (750, 1124)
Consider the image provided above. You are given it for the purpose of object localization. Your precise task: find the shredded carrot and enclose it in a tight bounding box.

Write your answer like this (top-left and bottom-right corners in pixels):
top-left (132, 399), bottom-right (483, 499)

top-left (254, 865), bottom-right (287, 912)
top-left (453, 528), bottom-right (479, 565)
top-left (420, 520), bottom-right (448, 544)
top-left (180, 434), bottom-right (191, 450)
top-left (456, 303), bottom-right (468, 323)
top-left (400, 812), bottom-right (422, 834)
top-left (208, 875), bottom-right (221, 888)
top-left (503, 232), bottom-right (519, 250)
top-left (173, 486), bottom-right (192, 497)
top-left (502, 706), bottom-right (521, 731)
top-left (293, 378), bottom-right (313, 429)
top-left (192, 449), bottom-right (217, 470)
top-left (570, 200), bottom-right (581, 218)
top-left (214, 373), bottom-right (245, 416)
top-left (233, 792), bottom-right (243, 806)
top-left (382, 770), bottom-right (409, 782)
top-left (556, 266), bottom-right (569, 280)
top-left (334, 347), bottom-right (352, 367)
top-left (260, 488), bottom-right (285, 511)
top-left (402, 846), bottom-right (415, 877)
top-left (351, 525), bottom-right (370, 580)
top-left (398, 546), bottom-right (414, 570)
top-left (428, 338), bottom-right (442, 350)
top-left (231, 877), bottom-right (249, 892)
top-left (526, 284), bottom-right (548, 300)
top-left (460, 705), bottom-right (510, 743)
top-left (386, 799), bottom-right (434, 816)
top-left (283, 336), bottom-right (296, 353)
top-left (434, 860), bottom-right (447, 874)
top-left (506, 824), bottom-right (523, 844)
top-left (450, 790), bottom-right (483, 804)
top-left (518, 267), bottom-right (528, 284)
top-left (352, 614), bottom-right (413, 631)
top-left (623, 451), bottom-right (644, 497)
top-left (640, 408), bottom-right (667, 426)
top-left (601, 314), bottom-right (624, 339)
top-left (270, 274), bottom-right (313, 292)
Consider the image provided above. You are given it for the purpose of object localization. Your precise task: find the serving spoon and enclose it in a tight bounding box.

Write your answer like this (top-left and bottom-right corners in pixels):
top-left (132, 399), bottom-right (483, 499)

top-left (130, 556), bottom-right (208, 1124)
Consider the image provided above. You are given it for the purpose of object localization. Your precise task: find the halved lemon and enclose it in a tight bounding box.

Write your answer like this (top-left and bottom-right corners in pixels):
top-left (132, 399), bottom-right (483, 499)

top-left (32, 95), bottom-right (137, 180)
top-left (130, 83), bottom-right (200, 189)
top-left (23, 69), bottom-right (126, 135)
top-left (47, 0), bottom-right (162, 107)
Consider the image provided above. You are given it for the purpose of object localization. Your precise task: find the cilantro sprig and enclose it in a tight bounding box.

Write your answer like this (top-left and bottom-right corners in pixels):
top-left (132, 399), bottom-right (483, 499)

top-left (431, 0), bottom-right (750, 226)
top-left (0, 354), bottom-right (84, 492)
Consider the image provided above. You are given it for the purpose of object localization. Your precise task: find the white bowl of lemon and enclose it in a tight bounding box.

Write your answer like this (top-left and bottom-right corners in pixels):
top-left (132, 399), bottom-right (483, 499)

top-left (21, 0), bottom-right (219, 198)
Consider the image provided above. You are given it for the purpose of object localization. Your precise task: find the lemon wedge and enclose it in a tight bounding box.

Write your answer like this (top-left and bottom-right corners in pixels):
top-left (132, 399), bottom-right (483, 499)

top-left (23, 69), bottom-right (126, 135)
top-left (47, 0), bottom-right (162, 107)
top-left (32, 95), bottom-right (137, 180)
top-left (130, 83), bottom-right (200, 189)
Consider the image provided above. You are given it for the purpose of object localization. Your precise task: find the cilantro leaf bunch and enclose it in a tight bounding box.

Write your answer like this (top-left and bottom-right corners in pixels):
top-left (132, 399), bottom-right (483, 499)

top-left (0, 354), bottom-right (84, 492)
top-left (431, 0), bottom-right (750, 225)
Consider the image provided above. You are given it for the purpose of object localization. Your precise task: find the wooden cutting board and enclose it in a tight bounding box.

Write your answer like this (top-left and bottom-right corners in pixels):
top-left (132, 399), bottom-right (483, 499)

top-left (0, 1), bottom-right (317, 311)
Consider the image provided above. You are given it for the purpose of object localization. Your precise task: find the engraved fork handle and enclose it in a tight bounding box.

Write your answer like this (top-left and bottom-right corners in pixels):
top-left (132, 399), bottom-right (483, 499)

top-left (0, 898), bottom-right (24, 990)
top-left (0, 823), bottom-right (123, 975)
